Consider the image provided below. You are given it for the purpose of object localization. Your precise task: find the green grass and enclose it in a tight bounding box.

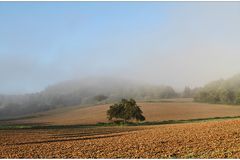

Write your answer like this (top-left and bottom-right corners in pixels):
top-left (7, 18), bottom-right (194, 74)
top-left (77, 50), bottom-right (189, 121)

top-left (0, 125), bottom-right (33, 129)
top-left (97, 115), bottom-right (240, 127)
top-left (138, 116), bottom-right (240, 126)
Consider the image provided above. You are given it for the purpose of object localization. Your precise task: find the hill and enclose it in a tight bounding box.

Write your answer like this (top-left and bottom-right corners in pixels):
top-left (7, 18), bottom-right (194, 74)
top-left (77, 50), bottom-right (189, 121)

top-left (0, 77), bottom-right (178, 119)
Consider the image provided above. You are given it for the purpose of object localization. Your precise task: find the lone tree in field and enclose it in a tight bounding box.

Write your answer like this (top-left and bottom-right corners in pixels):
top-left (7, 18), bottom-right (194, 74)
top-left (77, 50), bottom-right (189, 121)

top-left (107, 98), bottom-right (145, 123)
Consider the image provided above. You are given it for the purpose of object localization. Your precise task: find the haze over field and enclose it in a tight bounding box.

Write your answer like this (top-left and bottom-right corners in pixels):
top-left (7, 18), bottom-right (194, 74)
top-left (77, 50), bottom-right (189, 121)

top-left (3, 2), bottom-right (240, 159)
top-left (0, 2), bottom-right (240, 94)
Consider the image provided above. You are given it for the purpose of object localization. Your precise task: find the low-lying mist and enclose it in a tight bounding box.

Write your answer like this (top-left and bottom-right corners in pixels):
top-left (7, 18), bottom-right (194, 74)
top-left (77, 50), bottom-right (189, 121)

top-left (0, 77), bottom-right (180, 119)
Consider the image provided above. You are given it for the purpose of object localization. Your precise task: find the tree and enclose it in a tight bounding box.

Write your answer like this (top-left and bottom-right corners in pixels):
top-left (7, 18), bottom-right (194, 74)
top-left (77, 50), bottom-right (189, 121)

top-left (220, 89), bottom-right (235, 104)
top-left (107, 98), bottom-right (145, 123)
top-left (182, 86), bottom-right (193, 98)
top-left (94, 95), bottom-right (108, 102)
top-left (235, 92), bottom-right (240, 104)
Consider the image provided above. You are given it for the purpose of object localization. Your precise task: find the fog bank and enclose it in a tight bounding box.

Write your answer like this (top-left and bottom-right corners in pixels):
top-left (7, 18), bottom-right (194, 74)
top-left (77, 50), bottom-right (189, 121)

top-left (0, 2), bottom-right (240, 94)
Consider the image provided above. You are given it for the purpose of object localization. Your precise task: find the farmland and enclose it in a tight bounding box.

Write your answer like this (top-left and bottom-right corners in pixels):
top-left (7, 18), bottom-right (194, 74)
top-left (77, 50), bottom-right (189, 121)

top-left (2, 2), bottom-right (240, 158)
top-left (2, 99), bottom-right (240, 158)
top-left (1, 119), bottom-right (240, 158)
top-left (7, 100), bottom-right (240, 125)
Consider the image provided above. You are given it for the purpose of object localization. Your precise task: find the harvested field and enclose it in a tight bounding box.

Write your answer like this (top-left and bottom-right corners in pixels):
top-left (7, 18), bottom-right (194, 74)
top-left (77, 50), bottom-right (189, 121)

top-left (9, 101), bottom-right (240, 125)
top-left (1, 119), bottom-right (240, 158)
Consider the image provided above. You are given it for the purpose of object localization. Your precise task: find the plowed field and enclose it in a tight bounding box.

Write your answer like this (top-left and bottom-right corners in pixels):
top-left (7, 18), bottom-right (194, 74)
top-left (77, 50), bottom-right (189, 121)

top-left (1, 119), bottom-right (240, 158)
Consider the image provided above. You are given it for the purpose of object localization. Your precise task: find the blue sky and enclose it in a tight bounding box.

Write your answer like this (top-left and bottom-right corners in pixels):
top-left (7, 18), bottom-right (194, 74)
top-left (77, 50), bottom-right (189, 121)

top-left (0, 2), bottom-right (240, 94)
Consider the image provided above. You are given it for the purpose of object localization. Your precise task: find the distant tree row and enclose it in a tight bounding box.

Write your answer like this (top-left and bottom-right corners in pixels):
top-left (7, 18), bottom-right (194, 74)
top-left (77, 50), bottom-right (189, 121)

top-left (0, 79), bottom-right (179, 119)
top-left (194, 74), bottom-right (240, 104)
top-left (181, 86), bottom-right (200, 98)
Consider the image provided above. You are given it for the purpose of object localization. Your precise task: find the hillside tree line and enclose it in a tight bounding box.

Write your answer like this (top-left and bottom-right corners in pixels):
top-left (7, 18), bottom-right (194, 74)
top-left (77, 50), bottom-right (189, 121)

top-left (194, 74), bottom-right (240, 104)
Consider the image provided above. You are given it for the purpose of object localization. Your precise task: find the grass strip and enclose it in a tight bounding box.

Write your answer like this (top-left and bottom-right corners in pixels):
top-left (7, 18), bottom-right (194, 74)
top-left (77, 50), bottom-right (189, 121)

top-left (1, 115), bottom-right (240, 130)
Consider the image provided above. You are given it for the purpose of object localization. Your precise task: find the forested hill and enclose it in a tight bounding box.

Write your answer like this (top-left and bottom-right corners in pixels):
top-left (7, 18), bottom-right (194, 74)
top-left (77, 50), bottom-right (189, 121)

top-left (0, 77), bottom-right (178, 119)
top-left (194, 74), bottom-right (240, 104)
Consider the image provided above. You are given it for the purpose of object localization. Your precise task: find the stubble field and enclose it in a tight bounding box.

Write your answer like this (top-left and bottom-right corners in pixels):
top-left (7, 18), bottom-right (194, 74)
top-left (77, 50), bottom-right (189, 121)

top-left (10, 100), bottom-right (240, 125)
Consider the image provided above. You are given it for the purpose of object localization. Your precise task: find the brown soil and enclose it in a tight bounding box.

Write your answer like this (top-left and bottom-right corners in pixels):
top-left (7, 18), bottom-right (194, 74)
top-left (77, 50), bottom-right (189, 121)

top-left (1, 119), bottom-right (240, 158)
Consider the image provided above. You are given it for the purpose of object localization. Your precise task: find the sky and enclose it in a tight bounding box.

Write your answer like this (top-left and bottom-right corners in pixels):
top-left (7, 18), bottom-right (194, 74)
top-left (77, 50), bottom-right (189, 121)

top-left (0, 2), bottom-right (240, 94)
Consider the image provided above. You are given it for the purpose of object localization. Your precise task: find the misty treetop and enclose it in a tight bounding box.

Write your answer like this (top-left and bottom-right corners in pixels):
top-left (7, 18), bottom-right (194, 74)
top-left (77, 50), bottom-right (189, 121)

top-left (0, 78), bottom-right (178, 119)
top-left (194, 74), bottom-right (240, 104)
top-left (3, 73), bottom-right (240, 119)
